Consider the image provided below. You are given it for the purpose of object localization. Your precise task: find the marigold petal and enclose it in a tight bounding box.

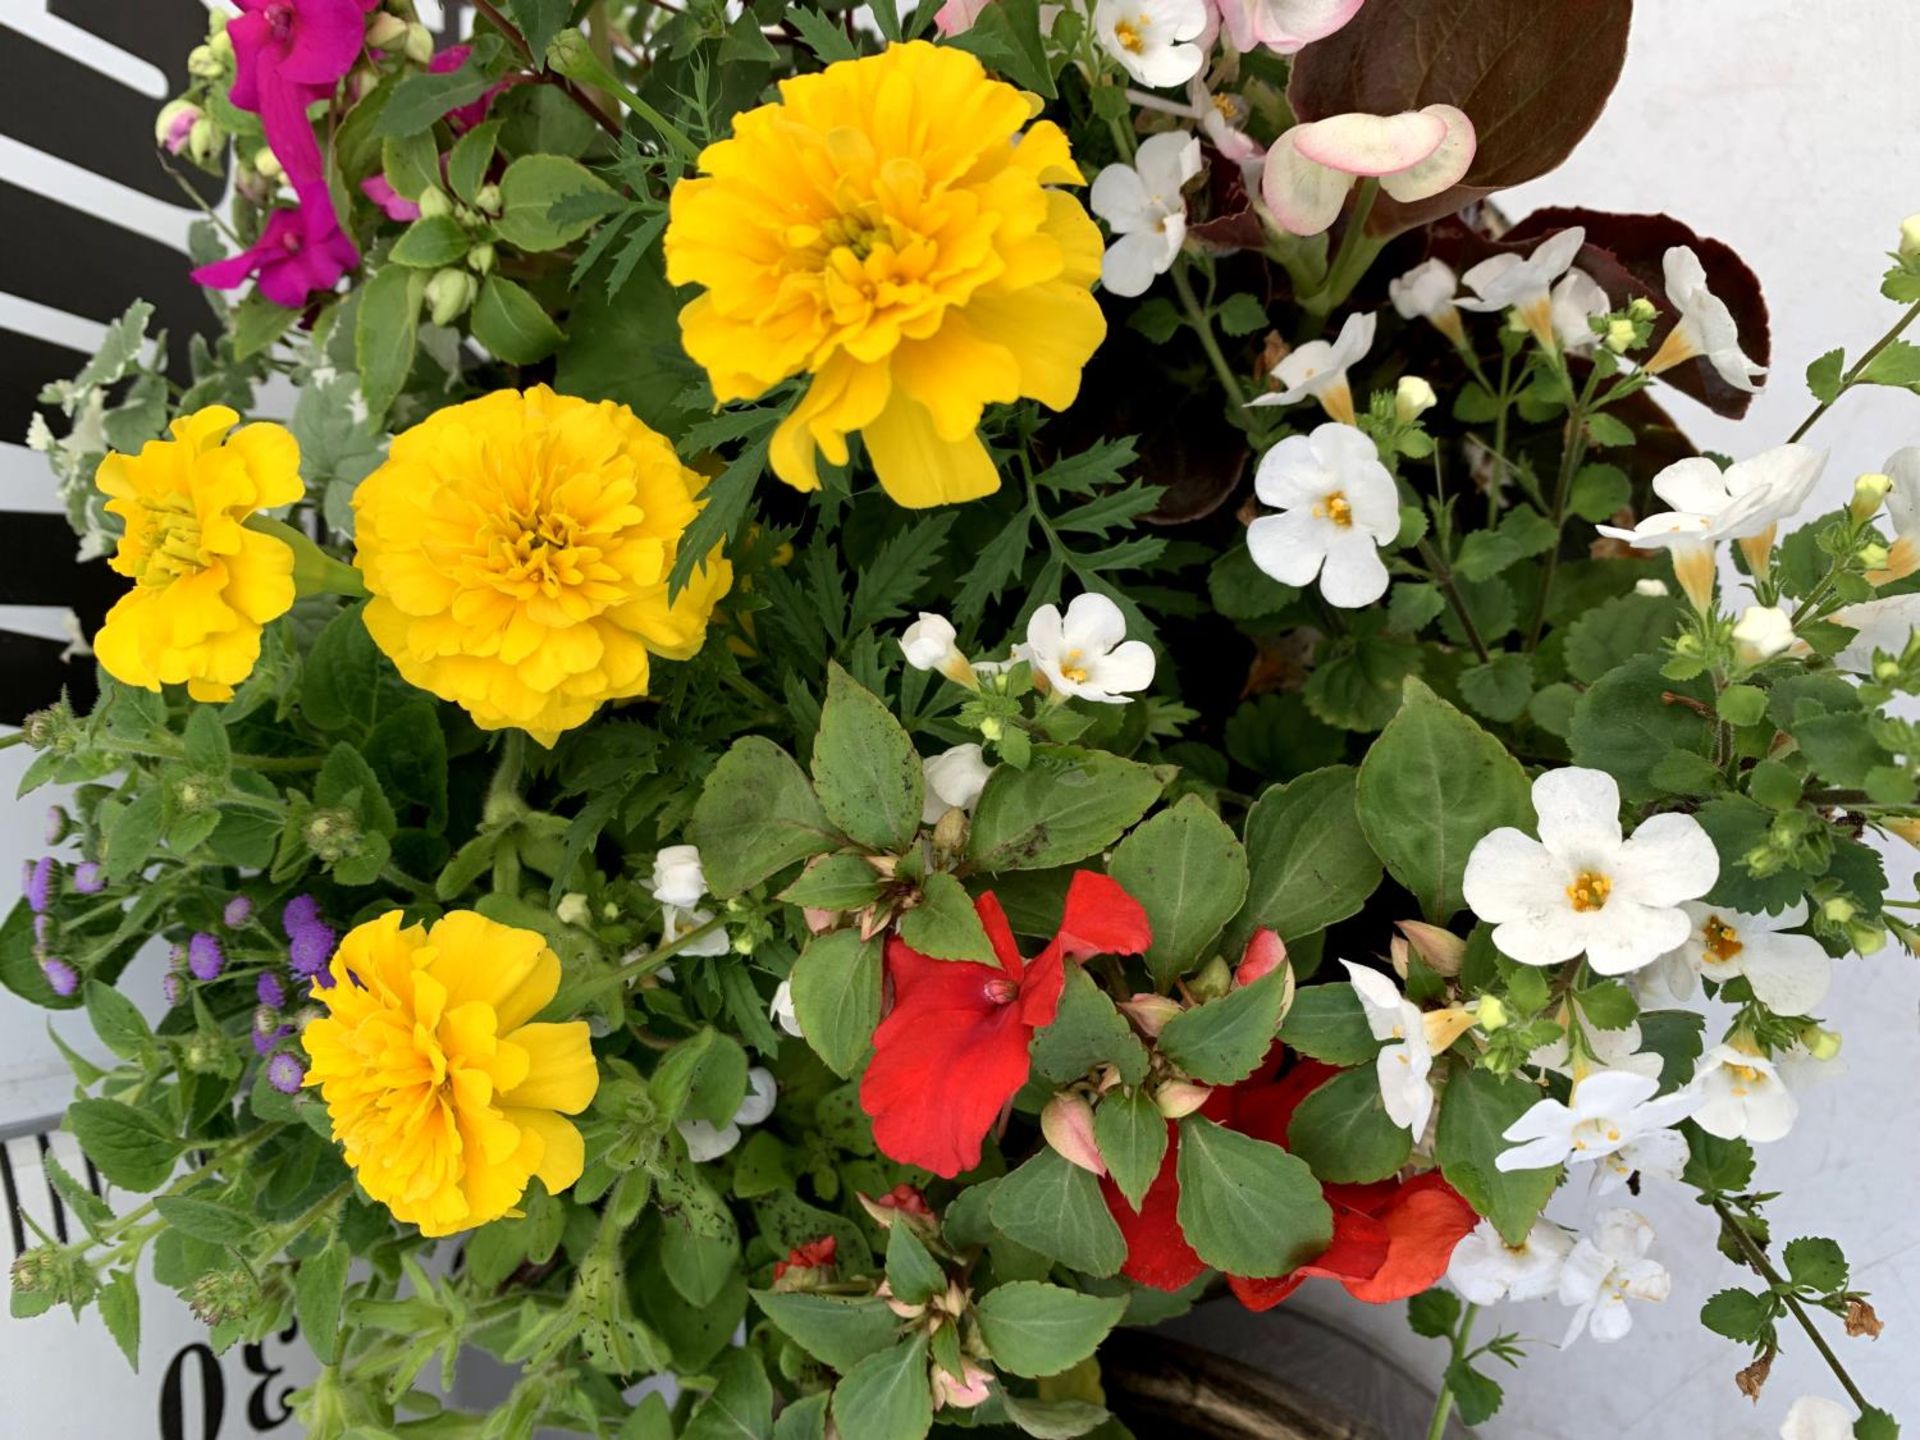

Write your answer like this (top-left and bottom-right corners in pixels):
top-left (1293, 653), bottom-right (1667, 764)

top-left (862, 389), bottom-right (1001, 508)
top-left (499, 1022), bottom-right (598, 1114)
top-left (510, 1108), bottom-right (587, 1195)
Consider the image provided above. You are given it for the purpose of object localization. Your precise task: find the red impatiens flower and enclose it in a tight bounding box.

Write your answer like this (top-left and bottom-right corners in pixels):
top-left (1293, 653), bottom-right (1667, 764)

top-left (1101, 1054), bottom-right (1476, 1308)
top-left (772, 1236), bottom-right (837, 1283)
top-left (860, 870), bottom-right (1151, 1179)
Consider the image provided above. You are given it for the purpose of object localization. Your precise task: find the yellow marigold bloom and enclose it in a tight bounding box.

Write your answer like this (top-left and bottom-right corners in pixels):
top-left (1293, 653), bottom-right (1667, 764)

top-left (352, 385), bottom-right (732, 746)
top-left (93, 405), bottom-right (303, 702)
top-left (302, 910), bottom-right (597, 1237)
top-left (663, 40), bottom-right (1106, 509)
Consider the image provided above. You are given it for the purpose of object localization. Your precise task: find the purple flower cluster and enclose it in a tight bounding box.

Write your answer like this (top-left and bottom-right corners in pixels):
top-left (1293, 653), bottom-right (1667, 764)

top-left (24, 857), bottom-right (54, 914)
top-left (257, 970), bottom-right (286, 1009)
top-left (71, 862), bottom-right (105, 896)
top-left (187, 932), bottom-right (226, 981)
top-left (282, 895), bottom-right (338, 986)
top-left (39, 956), bottom-right (79, 999)
top-left (266, 1052), bottom-right (307, 1095)
top-left (224, 894), bottom-right (255, 928)
top-left (162, 972), bottom-right (185, 1008)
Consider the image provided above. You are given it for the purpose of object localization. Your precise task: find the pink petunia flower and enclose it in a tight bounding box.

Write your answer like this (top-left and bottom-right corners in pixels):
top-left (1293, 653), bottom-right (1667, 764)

top-left (190, 205), bottom-right (359, 309)
top-left (361, 175), bottom-right (423, 222)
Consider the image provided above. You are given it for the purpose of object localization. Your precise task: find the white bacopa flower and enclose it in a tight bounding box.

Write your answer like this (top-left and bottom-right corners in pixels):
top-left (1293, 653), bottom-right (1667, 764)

top-left (900, 612), bottom-right (978, 686)
top-left (1246, 421), bottom-right (1400, 607)
top-left (1732, 604), bottom-right (1799, 664)
top-left (1248, 310), bottom-right (1376, 424)
top-left (921, 743), bottom-right (992, 824)
top-left (1529, 1018), bottom-right (1662, 1083)
top-left (769, 978), bottom-right (804, 1038)
top-left (1831, 593), bottom-right (1920, 675)
top-left (1340, 960), bottom-right (1435, 1136)
top-left (1780, 1396), bottom-right (1855, 1440)
top-left (1094, 0), bottom-right (1209, 89)
top-left (1457, 227), bottom-right (1586, 349)
top-left (1389, 258), bottom-right (1463, 344)
top-left (1447, 1217), bottom-right (1572, 1305)
top-left (1021, 592), bottom-right (1157, 704)
top-left (678, 1067), bottom-right (778, 1161)
top-left (1873, 444), bottom-right (1920, 582)
top-left (1646, 245), bottom-right (1766, 392)
top-left (1692, 1044), bottom-right (1798, 1142)
top-left (1659, 900), bottom-right (1832, 1017)
top-left (1633, 578), bottom-right (1670, 597)
top-left (664, 902), bottom-right (731, 958)
top-left (1558, 1209), bottom-right (1670, 1345)
top-left (1463, 767), bottom-right (1719, 975)
top-left (1090, 131), bottom-right (1203, 298)
top-left (652, 844), bottom-right (708, 911)
top-left (1550, 268), bottom-right (1610, 353)
top-left (1591, 1124), bottom-right (1689, 1197)
top-left (1261, 105), bottom-right (1476, 238)
top-left (1214, 0), bottom-right (1365, 54)
top-left (1497, 1067), bottom-right (1698, 1173)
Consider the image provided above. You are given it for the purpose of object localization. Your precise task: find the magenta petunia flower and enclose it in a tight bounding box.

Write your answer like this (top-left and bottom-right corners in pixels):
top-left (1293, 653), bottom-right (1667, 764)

top-left (191, 205), bottom-right (359, 309)
top-left (361, 175), bottom-right (422, 222)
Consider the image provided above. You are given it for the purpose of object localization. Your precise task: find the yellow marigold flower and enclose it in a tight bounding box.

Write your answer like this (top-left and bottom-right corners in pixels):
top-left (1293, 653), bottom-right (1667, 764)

top-left (93, 405), bottom-right (303, 702)
top-left (663, 40), bottom-right (1106, 509)
top-left (302, 910), bottom-right (597, 1237)
top-left (352, 385), bottom-right (732, 746)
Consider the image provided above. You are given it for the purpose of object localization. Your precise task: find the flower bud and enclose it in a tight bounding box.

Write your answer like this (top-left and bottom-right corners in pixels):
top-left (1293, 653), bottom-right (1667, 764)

top-left (210, 27), bottom-right (234, 60)
top-left (1732, 604), bottom-right (1796, 664)
top-left (1857, 541), bottom-right (1891, 571)
top-left (474, 183), bottom-right (502, 215)
top-left (1822, 896), bottom-right (1856, 924)
top-left (932, 805), bottom-right (969, 855)
top-left (427, 267), bottom-right (478, 326)
top-left (44, 807), bottom-right (69, 845)
top-left (934, 1363), bottom-right (995, 1410)
top-left (1604, 317), bottom-right (1636, 353)
top-left (1627, 296), bottom-right (1658, 322)
top-left (1632, 578), bottom-right (1669, 597)
top-left (1235, 929), bottom-right (1286, 986)
top-left (555, 892), bottom-right (590, 926)
top-left (1395, 375), bottom-right (1436, 424)
top-left (403, 22), bottom-right (435, 66)
top-left (366, 12), bottom-right (409, 48)
top-left (1041, 1092), bottom-right (1105, 1175)
top-left (188, 118), bottom-right (221, 166)
top-left (546, 28), bottom-right (596, 81)
top-left (1800, 1023), bottom-right (1843, 1061)
top-left (1901, 214), bottom-right (1920, 260)
top-left (156, 99), bottom-right (203, 155)
top-left (1117, 993), bottom-right (1182, 1037)
top-left (303, 807), bottom-right (362, 862)
top-left (1188, 955), bottom-right (1232, 1002)
top-left (1476, 994), bottom-right (1509, 1031)
top-left (1849, 920), bottom-right (1887, 955)
top-left (1850, 471), bottom-right (1893, 523)
top-left (1154, 1080), bottom-right (1212, 1119)
top-left (187, 43), bottom-right (223, 78)
top-left (418, 186), bottom-right (453, 219)
top-left (1396, 919), bottom-right (1465, 976)
top-left (254, 146), bottom-right (285, 181)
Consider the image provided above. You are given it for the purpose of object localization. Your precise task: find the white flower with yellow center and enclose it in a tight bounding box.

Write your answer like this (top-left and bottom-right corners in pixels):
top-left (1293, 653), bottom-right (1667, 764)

top-left (1529, 1018), bottom-right (1662, 1083)
top-left (1550, 268), bottom-right (1610, 352)
top-left (652, 843), bottom-right (729, 958)
top-left (1463, 767), bottom-right (1719, 975)
top-left (1656, 900), bottom-right (1832, 1017)
top-left (921, 743), bottom-right (992, 824)
top-left (1020, 592), bottom-right (1156, 704)
top-left (1558, 1209), bottom-right (1670, 1344)
top-left (1870, 444), bottom-right (1920, 582)
top-left (1645, 245), bottom-right (1766, 392)
top-left (1497, 1068), bottom-right (1698, 1173)
top-left (900, 612), bottom-right (980, 687)
top-left (1832, 592), bottom-right (1920, 676)
top-left (1389, 258), bottom-right (1464, 344)
top-left (1093, 0), bottom-right (1208, 89)
top-left (1458, 228), bottom-right (1586, 349)
top-left (1692, 1043), bottom-right (1798, 1142)
top-left (1248, 309), bottom-right (1375, 424)
top-left (1340, 960), bottom-right (1460, 1137)
top-left (1246, 421), bottom-right (1400, 608)
top-left (1091, 131), bottom-right (1203, 298)
top-left (1447, 1217), bottom-right (1572, 1305)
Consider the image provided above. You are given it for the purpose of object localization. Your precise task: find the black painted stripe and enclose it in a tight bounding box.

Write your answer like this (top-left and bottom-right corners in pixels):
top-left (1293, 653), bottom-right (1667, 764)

top-left (0, 1141), bottom-right (27, 1257)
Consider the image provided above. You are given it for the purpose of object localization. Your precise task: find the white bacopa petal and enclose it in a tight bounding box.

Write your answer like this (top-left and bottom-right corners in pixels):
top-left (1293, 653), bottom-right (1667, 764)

top-left (1090, 162), bottom-right (1154, 231)
top-left (1530, 766), bottom-right (1625, 864)
top-left (1610, 811), bottom-right (1719, 907)
top-left (1102, 230), bottom-right (1174, 297)
top-left (1246, 509), bottom-right (1329, 587)
top-left (1316, 526), bottom-right (1392, 607)
top-left (1062, 591), bottom-right (1129, 654)
top-left (1096, 639), bottom-right (1158, 694)
top-left (1736, 930), bottom-right (1832, 1017)
top-left (1253, 431), bottom-right (1329, 507)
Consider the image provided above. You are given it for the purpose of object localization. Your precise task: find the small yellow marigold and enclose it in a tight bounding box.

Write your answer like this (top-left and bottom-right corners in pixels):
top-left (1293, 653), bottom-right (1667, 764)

top-left (93, 405), bottom-right (303, 702)
top-left (352, 385), bottom-right (732, 745)
top-left (663, 40), bottom-right (1106, 509)
top-left (302, 910), bottom-right (597, 1237)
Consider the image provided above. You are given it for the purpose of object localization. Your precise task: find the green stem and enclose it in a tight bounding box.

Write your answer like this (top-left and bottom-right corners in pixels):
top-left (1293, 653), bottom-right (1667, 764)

top-left (1710, 1198), bottom-right (1872, 1414)
top-left (1787, 300), bottom-right (1920, 443)
top-left (1169, 261), bottom-right (1248, 411)
top-left (1302, 180), bottom-right (1382, 324)
top-left (1418, 539), bottom-right (1491, 664)
top-left (561, 913), bottom-right (729, 1005)
top-left (1525, 362), bottom-right (1607, 648)
top-left (1424, 1301), bottom-right (1479, 1440)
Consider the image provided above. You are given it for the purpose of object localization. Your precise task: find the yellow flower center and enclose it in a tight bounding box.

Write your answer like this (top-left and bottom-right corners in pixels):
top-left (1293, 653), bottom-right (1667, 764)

top-left (1059, 647), bottom-right (1091, 684)
top-left (1703, 914), bottom-right (1743, 961)
top-left (1570, 1117), bottom-right (1624, 1152)
top-left (131, 494), bottom-right (210, 586)
top-left (1314, 492), bottom-right (1354, 527)
top-left (1113, 17), bottom-right (1148, 52)
top-left (1567, 870), bottom-right (1612, 912)
top-left (1726, 1063), bottom-right (1761, 1094)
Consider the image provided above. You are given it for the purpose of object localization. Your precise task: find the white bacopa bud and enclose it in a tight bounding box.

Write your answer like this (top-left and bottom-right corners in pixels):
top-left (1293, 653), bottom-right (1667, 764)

top-left (1900, 213), bottom-right (1920, 260)
top-left (1633, 578), bottom-right (1670, 597)
top-left (1395, 375), bottom-right (1437, 423)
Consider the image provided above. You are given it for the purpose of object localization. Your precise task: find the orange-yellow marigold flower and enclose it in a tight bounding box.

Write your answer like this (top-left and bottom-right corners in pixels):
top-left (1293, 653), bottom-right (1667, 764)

top-left (663, 40), bottom-right (1107, 509)
top-left (302, 910), bottom-right (597, 1236)
top-left (93, 405), bottom-right (303, 702)
top-left (351, 385), bottom-right (732, 745)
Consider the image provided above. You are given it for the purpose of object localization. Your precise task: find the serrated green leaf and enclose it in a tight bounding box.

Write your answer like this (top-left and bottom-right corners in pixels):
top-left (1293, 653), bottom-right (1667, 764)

top-left (1174, 1116), bottom-right (1331, 1277)
top-left (1284, 1065), bottom-right (1412, 1183)
top-left (789, 930), bottom-right (882, 1079)
top-left (973, 1283), bottom-right (1126, 1379)
top-left (897, 872), bottom-right (995, 963)
top-left (989, 1149), bottom-right (1127, 1277)
top-left (753, 1291), bottom-right (903, 1373)
top-left (1157, 967), bottom-right (1289, 1086)
top-left (1109, 795), bottom-right (1248, 986)
top-left (1094, 1088), bottom-right (1167, 1213)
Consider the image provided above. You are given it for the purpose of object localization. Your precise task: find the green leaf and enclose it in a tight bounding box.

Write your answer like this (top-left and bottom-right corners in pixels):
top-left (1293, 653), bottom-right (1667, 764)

top-left (296, 1241), bottom-right (351, 1365)
top-left (506, 0), bottom-right (572, 62)
top-left (1806, 347), bottom-right (1847, 404)
top-left (773, 1394), bottom-right (829, 1440)
top-left (1303, 632), bottom-right (1423, 732)
top-left (1029, 968), bottom-right (1149, 1087)
top-left (973, 1282), bottom-right (1126, 1379)
top-left (690, 736), bottom-right (840, 896)
top-left (84, 980), bottom-right (151, 1061)
top-left (653, 1027), bottom-right (749, 1127)
top-left (1157, 967), bottom-right (1289, 1086)
top-left (898, 873), bottom-right (996, 964)
top-left (1699, 1287), bottom-right (1774, 1342)
top-left (789, 930), bottom-right (882, 1079)
top-left (1278, 984), bottom-right (1379, 1065)
top-left (1564, 593), bottom-right (1679, 684)
top-left (831, 1335), bottom-right (932, 1440)
top-left (389, 215), bottom-right (471, 268)
top-left (1567, 463), bottom-right (1632, 522)
top-left (182, 705), bottom-right (231, 776)
top-left (989, 1149), bottom-right (1127, 1277)
top-left (471, 276), bottom-right (565, 364)
top-left (41, 1153), bottom-right (113, 1237)
top-left (787, 6), bottom-right (860, 61)
top-left (967, 746), bottom-right (1163, 873)
top-left (1455, 507), bottom-right (1558, 582)
top-left (495, 153), bottom-right (616, 251)
top-left (779, 854), bottom-right (885, 912)
top-left (752, 1291), bottom-right (903, 1373)
top-left (100, 1269), bottom-right (140, 1368)
top-left (374, 35), bottom-right (504, 136)
top-left (68, 1099), bottom-right (180, 1192)
top-left (811, 665), bottom-right (923, 852)
top-left (104, 788), bottom-right (163, 884)
top-left (947, 0), bottom-right (1057, 98)
top-left (1174, 1116), bottom-right (1332, 1277)
top-left (684, 1347), bottom-right (774, 1440)
top-left (1583, 412), bottom-right (1634, 447)
top-left (663, 1222), bottom-right (741, 1308)
top-left (1230, 766), bottom-right (1381, 951)
top-left (1356, 679), bottom-right (1533, 922)
top-left (356, 264), bottom-right (424, 425)
top-left (1458, 653), bottom-right (1536, 724)
top-left (1407, 1287), bottom-right (1462, 1338)
top-left (1095, 1088), bottom-right (1168, 1213)
top-left (1859, 339), bottom-right (1920, 390)
top-left (886, 1222), bottom-right (945, 1307)
top-left (1284, 1065), bottom-right (1412, 1183)
top-left (1433, 1068), bottom-right (1559, 1245)
top-left (152, 1194), bottom-right (256, 1244)
top-left (1577, 980), bottom-right (1639, 1030)
top-left (995, 1393), bottom-right (1111, 1439)
top-left (1569, 657), bottom-right (1715, 804)
top-left (1445, 1360), bottom-right (1504, 1426)
top-left (1783, 1236), bottom-right (1849, 1294)
top-left (1109, 795), bottom-right (1249, 986)
top-left (445, 119), bottom-right (504, 204)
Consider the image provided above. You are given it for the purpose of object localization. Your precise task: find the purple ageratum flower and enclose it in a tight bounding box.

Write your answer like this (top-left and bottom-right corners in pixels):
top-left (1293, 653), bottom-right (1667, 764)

top-left (71, 862), bottom-right (105, 896)
top-left (40, 957), bottom-right (79, 999)
top-left (253, 1024), bottom-right (294, 1056)
top-left (162, 972), bottom-right (185, 1008)
top-left (187, 932), bottom-right (226, 981)
top-left (33, 914), bottom-right (53, 945)
top-left (167, 943), bottom-right (188, 973)
top-left (282, 894), bottom-right (320, 938)
top-left (224, 895), bottom-right (255, 928)
top-left (288, 921), bottom-right (337, 980)
top-left (257, 970), bottom-right (286, 1008)
top-left (44, 807), bottom-right (68, 845)
top-left (25, 857), bottom-right (55, 914)
top-left (266, 1052), bottom-right (307, 1094)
